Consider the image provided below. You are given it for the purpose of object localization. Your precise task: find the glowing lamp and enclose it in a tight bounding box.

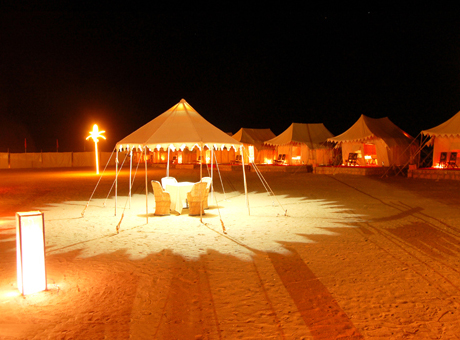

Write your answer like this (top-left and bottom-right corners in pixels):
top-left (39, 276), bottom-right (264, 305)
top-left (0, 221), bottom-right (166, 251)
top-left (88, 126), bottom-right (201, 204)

top-left (86, 124), bottom-right (106, 175)
top-left (16, 211), bottom-right (47, 295)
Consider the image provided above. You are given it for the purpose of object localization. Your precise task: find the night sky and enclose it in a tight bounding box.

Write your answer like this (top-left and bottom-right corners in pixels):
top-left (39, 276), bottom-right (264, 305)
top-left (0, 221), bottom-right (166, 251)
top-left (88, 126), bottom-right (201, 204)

top-left (1, 10), bottom-right (460, 152)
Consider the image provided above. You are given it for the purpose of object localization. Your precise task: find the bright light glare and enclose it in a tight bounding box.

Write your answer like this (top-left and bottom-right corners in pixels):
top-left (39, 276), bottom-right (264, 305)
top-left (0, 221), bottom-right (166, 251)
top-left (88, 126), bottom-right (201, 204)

top-left (86, 124), bottom-right (106, 175)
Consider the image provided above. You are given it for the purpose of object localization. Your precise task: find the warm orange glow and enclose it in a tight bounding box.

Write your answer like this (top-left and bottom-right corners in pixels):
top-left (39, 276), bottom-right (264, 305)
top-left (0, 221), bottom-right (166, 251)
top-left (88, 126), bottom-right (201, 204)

top-left (402, 131), bottom-right (411, 138)
top-left (178, 154), bottom-right (183, 163)
top-left (161, 155), bottom-right (166, 161)
top-left (292, 156), bottom-right (301, 160)
top-left (248, 146), bottom-right (255, 163)
top-left (86, 124), bottom-right (106, 175)
top-left (16, 211), bottom-right (47, 295)
top-left (264, 159), bottom-right (273, 164)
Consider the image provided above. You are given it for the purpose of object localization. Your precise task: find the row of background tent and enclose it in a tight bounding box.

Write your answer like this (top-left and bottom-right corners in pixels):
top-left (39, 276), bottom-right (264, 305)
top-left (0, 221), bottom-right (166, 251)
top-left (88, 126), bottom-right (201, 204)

top-left (116, 99), bottom-right (460, 169)
top-left (234, 110), bottom-right (460, 169)
top-left (233, 115), bottom-right (419, 168)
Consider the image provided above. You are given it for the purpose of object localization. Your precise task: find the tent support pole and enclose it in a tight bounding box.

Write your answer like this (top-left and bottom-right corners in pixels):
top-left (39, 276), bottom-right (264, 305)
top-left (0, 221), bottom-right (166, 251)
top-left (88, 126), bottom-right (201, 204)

top-left (210, 146), bottom-right (214, 202)
top-left (145, 147), bottom-right (148, 224)
top-left (167, 146), bottom-right (170, 177)
top-left (115, 148), bottom-right (118, 216)
top-left (200, 144), bottom-right (203, 181)
top-left (129, 149), bottom-right (132, 208)
top-left (200, 144), bottom-right (203, 223)
top-left (241, 146), bottom-right (250, 215)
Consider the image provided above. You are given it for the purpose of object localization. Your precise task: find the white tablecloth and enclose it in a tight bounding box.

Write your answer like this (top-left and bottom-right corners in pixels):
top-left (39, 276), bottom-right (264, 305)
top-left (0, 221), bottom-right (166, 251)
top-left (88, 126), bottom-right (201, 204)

top-left (165, 181), bottom-right (195, 214)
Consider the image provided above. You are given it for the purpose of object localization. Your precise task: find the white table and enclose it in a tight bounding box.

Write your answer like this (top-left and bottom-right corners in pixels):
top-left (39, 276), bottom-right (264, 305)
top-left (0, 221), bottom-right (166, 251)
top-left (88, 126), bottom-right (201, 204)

top-left (165, 181), bottom-right (196, 214)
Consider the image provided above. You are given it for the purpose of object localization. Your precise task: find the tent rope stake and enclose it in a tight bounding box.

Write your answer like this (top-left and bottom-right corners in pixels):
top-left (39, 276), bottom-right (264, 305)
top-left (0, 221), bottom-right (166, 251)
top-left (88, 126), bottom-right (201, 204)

top-left (116, 212), bottom-right (124, 234)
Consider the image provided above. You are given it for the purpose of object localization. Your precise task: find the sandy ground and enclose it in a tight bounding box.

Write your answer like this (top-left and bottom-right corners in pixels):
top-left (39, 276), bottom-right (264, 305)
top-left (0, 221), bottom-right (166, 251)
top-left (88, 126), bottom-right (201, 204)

top-left (1, 166), bottom-right (460, 339)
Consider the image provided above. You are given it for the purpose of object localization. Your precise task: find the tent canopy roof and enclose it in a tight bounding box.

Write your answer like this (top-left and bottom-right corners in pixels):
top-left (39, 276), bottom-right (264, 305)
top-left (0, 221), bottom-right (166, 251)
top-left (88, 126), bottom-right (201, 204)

top-left (328, 115), bottom-right (413, 147)
top-left (116, 99), bottom-right (242, 150)
top-left (264, 123), bottom-right (334, 149)
top-left (421, 110), bottom-right (460, 137)
top-left (232, 128), bottom-right (276, 151)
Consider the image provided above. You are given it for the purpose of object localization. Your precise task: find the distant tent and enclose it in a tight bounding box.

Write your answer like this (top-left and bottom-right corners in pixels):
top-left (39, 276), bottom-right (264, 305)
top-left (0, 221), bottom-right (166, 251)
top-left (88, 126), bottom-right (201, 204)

top-left (232, 128), bottom-right (276, 164)
top-left (421, 110), bottom-right (460, 167)
top-left (328, 115), bottom-right (416, 167)
top-left (264, 123), bottom-right (334, 165)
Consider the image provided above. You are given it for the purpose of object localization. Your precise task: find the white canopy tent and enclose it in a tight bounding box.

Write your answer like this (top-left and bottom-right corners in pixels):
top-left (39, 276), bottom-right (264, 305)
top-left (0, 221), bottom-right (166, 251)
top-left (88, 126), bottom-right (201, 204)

top-left (328, 115), bottom-right (416, 167)
top-left (264, 123), bottom-right (334, 165)
top-left (421, 110), bottom-right (460, 167)
top-left (115, 99), bottom-right (244, 223)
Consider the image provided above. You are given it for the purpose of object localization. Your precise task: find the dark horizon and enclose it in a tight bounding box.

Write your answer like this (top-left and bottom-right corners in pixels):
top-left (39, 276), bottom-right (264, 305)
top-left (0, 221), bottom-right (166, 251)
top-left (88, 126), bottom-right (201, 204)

top-left (2, 11), bottom-right (460, 153)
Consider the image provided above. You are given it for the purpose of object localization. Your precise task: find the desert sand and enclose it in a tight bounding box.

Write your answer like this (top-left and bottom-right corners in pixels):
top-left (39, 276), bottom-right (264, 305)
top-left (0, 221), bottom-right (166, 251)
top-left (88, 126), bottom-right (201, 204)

top-left (1, 166), bottom-right (460, 339)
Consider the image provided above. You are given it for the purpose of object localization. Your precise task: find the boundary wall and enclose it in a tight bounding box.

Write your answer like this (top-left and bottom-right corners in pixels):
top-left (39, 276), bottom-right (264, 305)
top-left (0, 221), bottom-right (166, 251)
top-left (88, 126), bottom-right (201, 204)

top-left (0, 152), bottom-right (116, 169)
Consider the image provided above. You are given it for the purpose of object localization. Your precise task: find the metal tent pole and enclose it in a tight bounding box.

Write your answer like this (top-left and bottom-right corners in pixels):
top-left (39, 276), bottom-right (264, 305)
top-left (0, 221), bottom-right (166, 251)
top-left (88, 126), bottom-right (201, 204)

top-left (115, 148), bottom-right (118, 216)
top-left (167, 146), bottom-right (170, 177)
top-left (145, 146), bottom-right (148, 224)
top-left (241, 145), bottom-right (250, 215)
top-left (129, 148), bottom-right (132, 208)
top-left (210, 146), bottom-right (214, 202)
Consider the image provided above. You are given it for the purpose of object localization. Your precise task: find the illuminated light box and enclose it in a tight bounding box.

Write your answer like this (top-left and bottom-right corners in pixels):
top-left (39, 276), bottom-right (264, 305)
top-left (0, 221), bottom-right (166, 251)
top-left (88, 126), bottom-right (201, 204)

top-left (16, 211), bottom-right (47, 295)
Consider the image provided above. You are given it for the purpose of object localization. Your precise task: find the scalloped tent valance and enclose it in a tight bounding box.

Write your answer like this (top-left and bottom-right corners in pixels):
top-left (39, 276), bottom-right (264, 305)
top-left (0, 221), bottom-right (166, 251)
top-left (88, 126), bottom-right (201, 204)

top-left (421, 110), bottom-right (460, 138)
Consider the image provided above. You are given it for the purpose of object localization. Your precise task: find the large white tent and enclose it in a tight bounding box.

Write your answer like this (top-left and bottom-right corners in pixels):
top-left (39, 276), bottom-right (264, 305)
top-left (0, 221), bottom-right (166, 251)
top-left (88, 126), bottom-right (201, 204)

top-left (114, 99), bottom-right (243, 221)
top-left (264, 123), bottom-right (334, 165)
top-left (328, 115), bottom-right (416, 167)
top-left (421, 110), bottom-right (460, 167)
top-left (117, 99), bottom-right (240, 151)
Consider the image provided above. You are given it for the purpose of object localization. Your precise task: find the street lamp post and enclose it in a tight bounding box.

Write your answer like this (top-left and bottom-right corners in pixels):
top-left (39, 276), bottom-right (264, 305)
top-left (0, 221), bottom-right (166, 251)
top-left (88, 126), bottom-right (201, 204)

top-left (86, 124), bottom-right (106, 174)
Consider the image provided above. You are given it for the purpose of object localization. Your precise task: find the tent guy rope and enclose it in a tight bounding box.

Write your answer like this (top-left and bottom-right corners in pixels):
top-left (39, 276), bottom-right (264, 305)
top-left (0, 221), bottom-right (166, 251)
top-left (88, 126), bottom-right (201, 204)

top-left (81, 148), bottom-right (116, 217)
top-left (116, 150), bottom-right (142, 234)
top-left (103, 151), bottom-right (129, 207)
top-left (241, 147), bottom-right (288, 216)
